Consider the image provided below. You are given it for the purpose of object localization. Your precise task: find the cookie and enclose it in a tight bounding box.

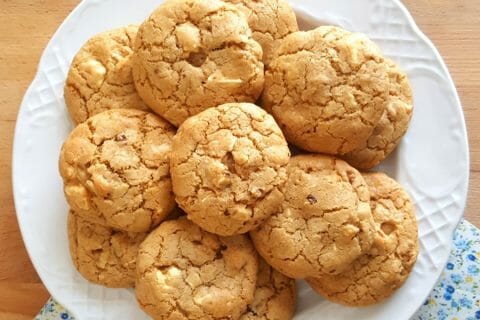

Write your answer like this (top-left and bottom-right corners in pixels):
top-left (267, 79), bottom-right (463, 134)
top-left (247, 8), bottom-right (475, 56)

top-left (133, 0), bottom-right (265, 127)
top-left (59, 109), bottom-right (176, 233)
top-left (250, 154), bottom-right (376, 278)
top-left (263, 26), bottom-right (392, 155)
top-left (223, 0), bottom-right (298, 65)
top-left (240, 258), bottom-right (296, 320)
top-left (64, 26), bottom-right (148, 124)
top-left (170, 103), bottom-right (290, 236)
top-left (343, 60), bottom-right (414, 169)
top-left (67, 210), bottom-right (147, 288)
top-left (135, 219), bottom-right (258, 319)
top-left (306, 172), bottom-right (418, 306)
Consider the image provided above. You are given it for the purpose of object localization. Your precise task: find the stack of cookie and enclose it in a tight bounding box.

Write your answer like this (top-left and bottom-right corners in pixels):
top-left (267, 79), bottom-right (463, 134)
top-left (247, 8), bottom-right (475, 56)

top-left (58, 0), bottom-right (419, 318)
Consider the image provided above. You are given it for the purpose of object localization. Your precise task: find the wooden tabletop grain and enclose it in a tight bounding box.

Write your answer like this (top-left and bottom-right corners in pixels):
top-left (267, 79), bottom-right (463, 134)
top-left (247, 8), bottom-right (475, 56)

top-left (0, 0), bottom-right (479, 318)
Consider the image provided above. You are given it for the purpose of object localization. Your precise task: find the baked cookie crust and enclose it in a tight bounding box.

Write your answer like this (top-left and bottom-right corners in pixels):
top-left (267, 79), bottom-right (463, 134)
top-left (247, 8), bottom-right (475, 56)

top-left (64, 26), bottom-right (148, 124)
top-left (133, 0), bottom-right (264, 126)
top-left (170, 103), bottom-right (290, 236)
top-left (250, 154), bottom-right (376, 278)
top-left (135, 219), bottom-right (258, 319)
top-left (306, 172), bottom-right (419, 306)
top-left (59, 109), bottom-right (176, 232)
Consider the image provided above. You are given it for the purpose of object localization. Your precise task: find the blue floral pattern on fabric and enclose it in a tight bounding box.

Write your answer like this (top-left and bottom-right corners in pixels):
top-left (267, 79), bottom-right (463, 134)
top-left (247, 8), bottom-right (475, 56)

top-left (414, 219), bottom-right (480, 320)
top-left (35, 298), bottom-right (72, 320)
top-left (35, 220), bottom-right (480, 320)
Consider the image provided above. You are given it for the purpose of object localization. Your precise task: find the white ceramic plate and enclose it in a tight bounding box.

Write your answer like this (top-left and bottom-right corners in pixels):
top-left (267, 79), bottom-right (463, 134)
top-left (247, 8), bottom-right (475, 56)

top-left (12, 0), bottom-right (469, 319)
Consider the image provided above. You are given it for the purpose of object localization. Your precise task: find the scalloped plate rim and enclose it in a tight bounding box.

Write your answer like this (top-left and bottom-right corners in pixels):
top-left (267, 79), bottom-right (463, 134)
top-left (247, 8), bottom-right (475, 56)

top-left (388, 0), bottom-right (470, 312)
top-left (12, 0), bottom-right (108, 317)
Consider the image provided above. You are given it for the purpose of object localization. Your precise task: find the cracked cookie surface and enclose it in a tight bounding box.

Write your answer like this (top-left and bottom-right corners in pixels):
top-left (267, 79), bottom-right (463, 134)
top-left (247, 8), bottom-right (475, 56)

top-left (170, 103), bottom-right (290, 236)
top-left (59, 109), bottom-right (176, 233)
top-left (133, 0), bottom-right (265, 127)
top-left (263, 26), bottom-right (391, 155)
top-left (306, 172), bottom-right (418, 306)
top-left (223, 0), bottom-right (298, 65)
top-left (64, 26), bottom-right (148, 124)
top-left (240, 258), bottom-right (296, 320)
top-left (250, 154), bottom-right (375, 278)
top-left (135, 219), bottom-right (258, 320)
top-left (67, 210), bottom-right (147, 288)
top-left (343, 60), bottom-right (413, 169)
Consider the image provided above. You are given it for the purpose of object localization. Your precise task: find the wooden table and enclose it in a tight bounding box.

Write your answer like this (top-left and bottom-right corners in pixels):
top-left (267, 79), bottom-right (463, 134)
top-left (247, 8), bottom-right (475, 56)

top-left (0, 0), bottom-right (479, 318)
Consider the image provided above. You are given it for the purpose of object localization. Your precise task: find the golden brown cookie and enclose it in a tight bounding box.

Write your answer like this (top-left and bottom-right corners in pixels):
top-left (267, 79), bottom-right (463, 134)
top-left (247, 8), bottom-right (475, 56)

top-left (223, 0), bottom-right (298, 65)
top-left (135, 219), bottom-right (258, 320)
top-left (263, 26), bottom-right (392, 155)
top-left (59, 109), bottom-right (176, 233)
top-left (64, 26), bottom-right (148, 124)
top-left (250, 154), bottom-right (376, 278)
top-left (170, 103), bottom-right (290, 236)
top-left (67, 210), bottom-right (147, 288)
top-left (133, 0), bottom-right (265, 127)
top-left (240, 258), bottom-right (296, 320)
top-left (306, 172), bottom-right (418, 306)
top-left (343, 60), bottom-right (413, 169)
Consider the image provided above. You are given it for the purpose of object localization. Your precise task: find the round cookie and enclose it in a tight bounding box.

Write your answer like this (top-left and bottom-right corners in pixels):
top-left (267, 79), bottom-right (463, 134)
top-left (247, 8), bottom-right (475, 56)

top-left (240, 258), bottom-right (296, 320)
top-left (223, 0), bottom-right (298, 65)
top-left (250, 154), bottom-right (376, 278)
top-left (263, 26), bottom-right (392, 155)
top-left (170, 103), bottom-right (290, 236)
top-left (64, 25), bottom-right (148, 124)
top-left (133, 0), bottom-right (265, 127)
top-left (59, 109), bottom-right (176, 233)
top-left (67, 210), bottom-right (147, 288)
top-left (135, 219), bottom-right (258, 320)
top-left (343, 60), bottom-right (413, 169)
top-left (306, 172), bottom-right (418, 306)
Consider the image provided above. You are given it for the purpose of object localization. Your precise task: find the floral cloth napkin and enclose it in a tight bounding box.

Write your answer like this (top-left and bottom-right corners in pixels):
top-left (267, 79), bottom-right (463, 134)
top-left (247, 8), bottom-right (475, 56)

top-left (35, 219), bottom-right (480, 320)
